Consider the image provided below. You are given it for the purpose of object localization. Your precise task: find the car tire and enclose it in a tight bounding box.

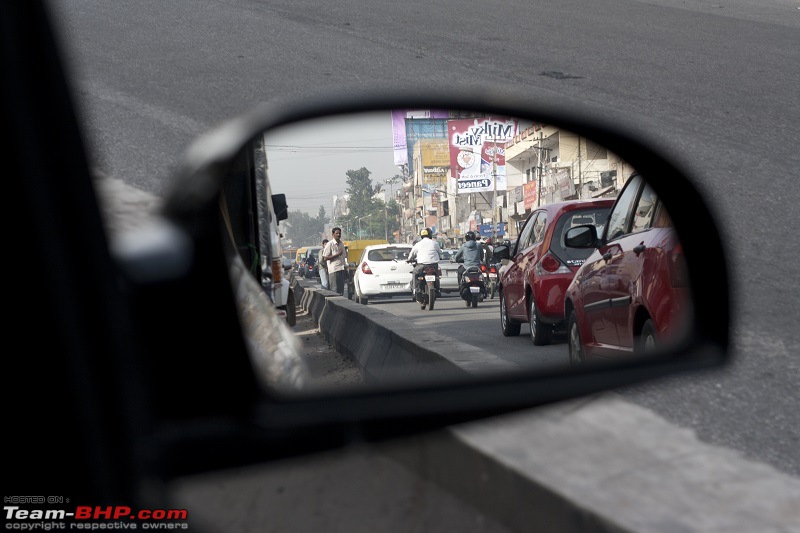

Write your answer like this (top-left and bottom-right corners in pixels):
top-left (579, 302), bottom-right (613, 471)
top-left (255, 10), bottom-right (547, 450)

top-left (529, 297), bottom-right (552, 346)
top-left (360, 295), bottom-right (368, 305)
top-left (637, 319), bottom-right (658, 355)
top-left (567, 310), bottom-right (585, 364)
top-left (500, 289), bottom-right (521, 337)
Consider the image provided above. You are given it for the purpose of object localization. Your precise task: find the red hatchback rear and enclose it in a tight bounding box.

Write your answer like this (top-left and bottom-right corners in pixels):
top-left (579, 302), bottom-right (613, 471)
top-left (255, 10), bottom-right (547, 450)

top-left (496, 199), bottom-right (614, 345)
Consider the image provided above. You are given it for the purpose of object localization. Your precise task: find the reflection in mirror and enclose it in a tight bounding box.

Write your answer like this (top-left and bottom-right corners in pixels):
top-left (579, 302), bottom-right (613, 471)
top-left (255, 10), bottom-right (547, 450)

top-left (232, 110), bottom-right (694, 395)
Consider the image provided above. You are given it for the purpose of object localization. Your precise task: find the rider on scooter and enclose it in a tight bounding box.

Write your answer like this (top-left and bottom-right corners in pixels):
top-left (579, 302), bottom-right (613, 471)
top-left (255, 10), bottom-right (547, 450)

top-left (407, 228), bottom-right (442, 296)
top-left (455, 231), bottom-right (483, 286)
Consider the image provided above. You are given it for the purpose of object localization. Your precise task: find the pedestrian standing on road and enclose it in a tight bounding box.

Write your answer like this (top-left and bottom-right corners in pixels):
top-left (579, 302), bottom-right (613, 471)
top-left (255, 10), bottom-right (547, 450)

top-left (319, 239), bottom-right (330, 290)
top-left (322, 228), bottom-right (347, 296)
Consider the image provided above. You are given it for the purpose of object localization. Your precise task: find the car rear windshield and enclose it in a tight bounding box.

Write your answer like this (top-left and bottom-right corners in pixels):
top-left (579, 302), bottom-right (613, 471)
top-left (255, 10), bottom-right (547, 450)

top-left (367, 247), bottom-right (411, 261)
top-left (551, 208), bottom-right (611, 267)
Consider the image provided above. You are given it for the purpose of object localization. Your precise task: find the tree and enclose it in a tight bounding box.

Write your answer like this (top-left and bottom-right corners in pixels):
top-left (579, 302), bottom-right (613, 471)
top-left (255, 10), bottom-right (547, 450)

top-left (335, 167), bottom-right (385, 239)
top-left (286, 205), bottom-right (329, 246)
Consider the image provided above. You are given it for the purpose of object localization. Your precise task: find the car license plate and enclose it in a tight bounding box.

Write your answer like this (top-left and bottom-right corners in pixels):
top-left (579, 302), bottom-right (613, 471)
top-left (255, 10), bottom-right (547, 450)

top-left (469, 286), bottom-right (480, 293)
top-left (425, 275), bottom-right (436, 282)
top-left (384, 283), bottom-right (405, 289)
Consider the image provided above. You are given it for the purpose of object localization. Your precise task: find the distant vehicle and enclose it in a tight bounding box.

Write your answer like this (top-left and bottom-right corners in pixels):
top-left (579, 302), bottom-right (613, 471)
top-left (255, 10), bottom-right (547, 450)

top-left (564, 174), bottom-right (690, 362)
top-left (438, 249), bottom-right (460, 294)
top-left (496, 198), bottom-right (614, 345)
top-left (303, 246), bottom-right (323, 278)
top-left (294, 247), bottom-right (309, 272)
top-left (352, 244), bottom-right (414, 304)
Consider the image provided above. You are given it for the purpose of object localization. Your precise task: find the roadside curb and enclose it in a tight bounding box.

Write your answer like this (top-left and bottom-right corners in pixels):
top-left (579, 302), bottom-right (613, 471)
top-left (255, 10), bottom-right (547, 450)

top-left (293, 279), bottom-right (800, 533)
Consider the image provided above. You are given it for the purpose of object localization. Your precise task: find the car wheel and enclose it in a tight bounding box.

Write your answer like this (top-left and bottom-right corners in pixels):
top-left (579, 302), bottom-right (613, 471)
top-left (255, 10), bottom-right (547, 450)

top-left (500, 289), bottom-right (521, 337)
top-left (568, 310), bottom-right (585, 364)
top-left (360, 294), bottom-right (368, 305)
top-left (637, 319), bottom-right (658, 355)
top-left (529, 296), bottom-right (552, 346)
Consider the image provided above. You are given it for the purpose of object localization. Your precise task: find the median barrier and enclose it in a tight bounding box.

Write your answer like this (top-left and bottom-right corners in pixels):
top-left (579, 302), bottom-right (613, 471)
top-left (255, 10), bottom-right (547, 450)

top-left (294, 279), bottom-right (518, 383)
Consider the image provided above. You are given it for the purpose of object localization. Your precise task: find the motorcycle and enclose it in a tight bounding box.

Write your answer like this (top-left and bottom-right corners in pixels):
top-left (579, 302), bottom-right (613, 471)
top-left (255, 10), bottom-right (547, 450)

top-left (409, 261), bottom-right (440, 311)
top-left (459, 265), bottom-right (487, 308)
top-left (484, 262), bottom-right (499, 299)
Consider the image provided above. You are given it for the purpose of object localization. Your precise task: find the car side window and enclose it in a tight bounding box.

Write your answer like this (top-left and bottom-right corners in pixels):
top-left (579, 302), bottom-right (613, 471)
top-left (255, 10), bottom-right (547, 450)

top-left (631, 183), bottom-right (658, 233)
top-left (532, 212), bottom-right (548, 244)
top-left (516, 213), bottom-right (538, 252)
top-left (605, 174), bottom-right (643, 241)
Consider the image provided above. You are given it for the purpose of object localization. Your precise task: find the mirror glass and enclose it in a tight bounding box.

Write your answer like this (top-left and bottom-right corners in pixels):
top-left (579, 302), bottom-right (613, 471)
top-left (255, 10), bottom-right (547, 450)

top-left (233, 110), bottom-right (694, 394)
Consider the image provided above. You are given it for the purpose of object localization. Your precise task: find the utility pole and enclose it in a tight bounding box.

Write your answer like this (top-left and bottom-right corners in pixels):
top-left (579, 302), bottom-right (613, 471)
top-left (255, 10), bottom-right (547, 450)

top-left (577, 137), bottom-right (583, 199)
top-left (537, 130), bottom-right (544, 207)
top-left (491, 140), bottom-right (498, 242)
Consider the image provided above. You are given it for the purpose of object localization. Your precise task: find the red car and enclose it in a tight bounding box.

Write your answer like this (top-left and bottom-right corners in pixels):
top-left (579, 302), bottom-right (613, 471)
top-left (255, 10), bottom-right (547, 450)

top-left (563, 174), bottom-right (691, 362)
top-left (496, 198), bottom-right (615, 345)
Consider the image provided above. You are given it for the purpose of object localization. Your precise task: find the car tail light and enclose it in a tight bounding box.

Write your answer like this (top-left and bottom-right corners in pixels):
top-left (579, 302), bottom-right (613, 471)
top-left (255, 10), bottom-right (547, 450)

top-left (437, 268), bottom-right (442, 276)
top-left (535, 252), bottom-right (572, 275)
top-left (272, 259), bottom-right (282, 283)
top-left (361, 262), bottom-right (373, 275)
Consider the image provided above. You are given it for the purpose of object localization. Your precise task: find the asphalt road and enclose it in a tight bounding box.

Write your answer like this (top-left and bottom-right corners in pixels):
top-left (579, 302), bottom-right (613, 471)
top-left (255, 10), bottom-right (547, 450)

top-left (49, 0), bottom-right (800, 479)
top-left (359, 292), bottom-right (571, 371)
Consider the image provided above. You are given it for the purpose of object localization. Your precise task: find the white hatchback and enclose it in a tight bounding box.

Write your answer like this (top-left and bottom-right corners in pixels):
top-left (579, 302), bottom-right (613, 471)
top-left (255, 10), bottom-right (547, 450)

top-left (352, 244), bottom-right (414, 304)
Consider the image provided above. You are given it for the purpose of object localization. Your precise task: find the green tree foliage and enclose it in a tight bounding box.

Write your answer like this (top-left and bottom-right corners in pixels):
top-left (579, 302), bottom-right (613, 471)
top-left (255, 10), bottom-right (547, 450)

top-left (337, 167), bottom-right (403, 241)
top-left (286, 205), bottom-right (329, 247)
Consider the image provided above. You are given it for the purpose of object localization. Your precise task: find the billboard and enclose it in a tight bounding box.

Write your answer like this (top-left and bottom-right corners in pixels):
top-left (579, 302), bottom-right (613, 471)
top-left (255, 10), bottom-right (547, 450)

top-left (391, 110), bottom-right (450, 166)
top-left (523, 180), bottom-right (538, 210)
top-left (420, 138), bottom-right (450, 185)
top-left (448, 118), bottom-right (518, 194)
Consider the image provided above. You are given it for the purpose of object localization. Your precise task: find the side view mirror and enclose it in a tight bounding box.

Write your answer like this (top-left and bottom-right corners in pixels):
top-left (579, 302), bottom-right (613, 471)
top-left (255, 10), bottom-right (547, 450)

top-left (493, 245), bottom-right (511, 261)
top-left (169, 91), bottom-right (729, 476)
top-left (564, 225), bottom-right (599, 249)
top-left (272, 193), bottom-right (288, 222)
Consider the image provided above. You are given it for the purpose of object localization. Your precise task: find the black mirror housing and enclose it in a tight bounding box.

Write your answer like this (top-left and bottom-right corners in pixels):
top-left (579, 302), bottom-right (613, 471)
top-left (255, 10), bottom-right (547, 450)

top-left (564, 225), bottom-right (599, 249)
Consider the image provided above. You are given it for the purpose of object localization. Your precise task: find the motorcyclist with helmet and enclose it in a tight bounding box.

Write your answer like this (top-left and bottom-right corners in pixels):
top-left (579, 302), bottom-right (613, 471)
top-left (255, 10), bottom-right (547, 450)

top-left (455, 230), bottom-right (483, 286)
top-left (407, 228), bottom-right (442, 296)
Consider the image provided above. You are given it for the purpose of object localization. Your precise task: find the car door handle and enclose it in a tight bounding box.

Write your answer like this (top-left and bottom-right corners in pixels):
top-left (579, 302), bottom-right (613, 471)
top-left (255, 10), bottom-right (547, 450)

top-left (633, 244), bottom-right (646, 254)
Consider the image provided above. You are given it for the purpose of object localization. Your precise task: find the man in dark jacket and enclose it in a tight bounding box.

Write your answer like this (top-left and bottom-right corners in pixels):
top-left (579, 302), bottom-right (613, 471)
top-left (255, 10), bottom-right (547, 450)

top-left (455, 231), bottom-right (483, 286)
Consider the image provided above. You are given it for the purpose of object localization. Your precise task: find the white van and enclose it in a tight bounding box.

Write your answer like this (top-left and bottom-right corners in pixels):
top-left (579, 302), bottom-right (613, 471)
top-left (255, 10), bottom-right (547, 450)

top-left (254, 137), bottom-right (296, 326)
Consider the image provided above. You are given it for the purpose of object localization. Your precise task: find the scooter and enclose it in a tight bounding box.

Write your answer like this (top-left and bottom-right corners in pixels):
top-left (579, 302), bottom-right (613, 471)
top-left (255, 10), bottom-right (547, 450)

top-left (484, 262), bottom-right (499, 299)
top-left (409, 261), bottom-right (440, 311)
top-left (459, 265), bottom-right (487, 308)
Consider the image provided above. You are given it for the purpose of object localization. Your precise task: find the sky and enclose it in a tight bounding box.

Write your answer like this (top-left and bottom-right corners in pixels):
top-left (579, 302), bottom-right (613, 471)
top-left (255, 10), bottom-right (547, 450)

top-left (264, 111), bottom-right (403, 216)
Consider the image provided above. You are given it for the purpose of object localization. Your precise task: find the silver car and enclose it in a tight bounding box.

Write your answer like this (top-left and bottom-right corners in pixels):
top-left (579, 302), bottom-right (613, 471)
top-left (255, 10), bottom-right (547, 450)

top-left (438, 249), bottom-right (461, 294)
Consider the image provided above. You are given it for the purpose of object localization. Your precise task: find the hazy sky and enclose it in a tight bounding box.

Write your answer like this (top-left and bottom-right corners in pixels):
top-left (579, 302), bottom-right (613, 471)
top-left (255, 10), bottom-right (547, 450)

top-left (264, 112), bottom-right (402, 216)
